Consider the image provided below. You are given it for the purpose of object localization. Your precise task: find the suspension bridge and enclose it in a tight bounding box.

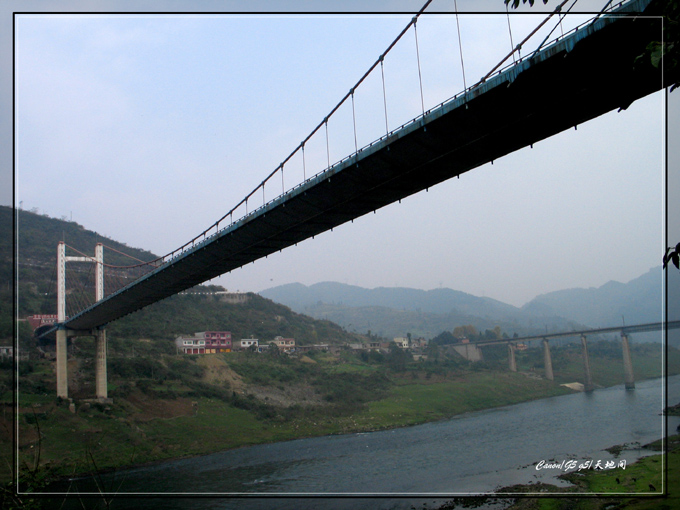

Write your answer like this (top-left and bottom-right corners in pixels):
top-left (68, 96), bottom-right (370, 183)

top-left (33, 0), bottom-right (673, 400)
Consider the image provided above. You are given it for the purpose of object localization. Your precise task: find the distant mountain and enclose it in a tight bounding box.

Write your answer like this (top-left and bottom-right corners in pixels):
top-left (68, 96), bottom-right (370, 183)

top-left (260, 282), bottom-right (520, 318)
top-left (260, 282), bottom-right (584, 339)
top-left (522, 267), bottom-right (676, 327)
top-left (260, 270), bottom-right (678, 341)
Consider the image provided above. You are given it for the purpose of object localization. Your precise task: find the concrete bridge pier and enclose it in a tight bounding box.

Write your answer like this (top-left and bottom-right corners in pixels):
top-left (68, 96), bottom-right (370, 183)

top-left (451, 343), bottom-right (484, 362)
top-left (621, 333), bottom-right (635, 390)
top-left (508, 343), bottom-right (517, 372)
top-left (542, 338), bottom-right (554, 381)
top-left (95, 328), bottom-right (108, 400)
top-left (56, 327), bottom-right (68, 399)
top-left (580, 334), bottom-right (594, 392)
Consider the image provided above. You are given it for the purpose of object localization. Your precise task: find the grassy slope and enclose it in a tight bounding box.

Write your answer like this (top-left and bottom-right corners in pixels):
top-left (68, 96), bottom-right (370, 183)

top-left (492, 436), bottom-right (680, 510)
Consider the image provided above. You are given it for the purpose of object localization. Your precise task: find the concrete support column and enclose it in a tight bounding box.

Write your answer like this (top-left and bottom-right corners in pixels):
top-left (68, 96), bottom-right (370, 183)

top-left (95, 328), bottom-right (108, 400)
top-left (508, 343), bottom-right (517, 372)
top-left (621, 333), bottom-right (635, 390)
top-left (56, 328), bottom-right (68, 399)
top-left (95, 243), bottom-right (104, 302)
top-left (542, 338), bottom-right (554, 381)
top-left (57, 242), bottom-right (66, 322)
top-left (580, 335), bottom-right (594, 392)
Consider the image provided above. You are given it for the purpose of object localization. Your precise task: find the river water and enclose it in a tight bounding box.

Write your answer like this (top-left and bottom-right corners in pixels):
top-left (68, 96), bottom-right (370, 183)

top-left (50, 375), bottom-right (680, 509)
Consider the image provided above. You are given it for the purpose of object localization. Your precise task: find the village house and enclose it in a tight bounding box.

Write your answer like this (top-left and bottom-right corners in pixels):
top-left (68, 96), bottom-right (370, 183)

top-left (272, 336), bottom-right (296, 353)
top-left (238, 338), bottom-right (259, 351)
top-left (176, 336), bottom-right (206, 354)
top-left (393, 337), bottom-right (409, 349)
top-left (411, 337), bottom-right (428, 349)
top-left (175, 331), bottom-right (232, 354)
top-left (198, 331), bottom-right (232, 353)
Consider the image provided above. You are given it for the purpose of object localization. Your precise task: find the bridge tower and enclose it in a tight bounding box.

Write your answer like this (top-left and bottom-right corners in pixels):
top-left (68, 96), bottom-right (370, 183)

top-left (55, 242), bottom-right (108, 401)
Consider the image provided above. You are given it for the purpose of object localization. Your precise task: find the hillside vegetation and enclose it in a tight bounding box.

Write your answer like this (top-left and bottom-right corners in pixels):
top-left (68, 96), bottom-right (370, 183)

top-left (3, 205), bottom-right (357, 349)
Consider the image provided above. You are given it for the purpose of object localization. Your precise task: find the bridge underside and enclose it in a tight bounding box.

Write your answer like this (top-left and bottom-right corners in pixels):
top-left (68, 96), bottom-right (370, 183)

top-left (56, 5), bottom-right (667, 333)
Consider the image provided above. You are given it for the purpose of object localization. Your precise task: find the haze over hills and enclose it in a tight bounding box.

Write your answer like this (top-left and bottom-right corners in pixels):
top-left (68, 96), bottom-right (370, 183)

top-left (260, 269), bottom-right (679, 342)
top-left (522, 267), bottom-right (677, 327)
top-left (259, 282), bottom-right (581, 339)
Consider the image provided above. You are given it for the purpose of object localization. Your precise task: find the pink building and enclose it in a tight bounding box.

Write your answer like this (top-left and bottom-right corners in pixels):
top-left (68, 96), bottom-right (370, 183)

top-left (176, 331), bottom-right (232, 354)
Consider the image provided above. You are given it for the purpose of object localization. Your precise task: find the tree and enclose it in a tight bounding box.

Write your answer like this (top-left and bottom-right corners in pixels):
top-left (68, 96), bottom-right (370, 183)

top-left (453, 325), bottom-right (478, 341)
top-left (665, 243), bottom-right (680, 270)
top-left (387, 342), bottom-right (410, 371)
top-left (267, 342), bottom-right (281, 357)
top-left (505, 0), bottom-right (547, 6)
top-left (505, 0), bottom-right (679, 91)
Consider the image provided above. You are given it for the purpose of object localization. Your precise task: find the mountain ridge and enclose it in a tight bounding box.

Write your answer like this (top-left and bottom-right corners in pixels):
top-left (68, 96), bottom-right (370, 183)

top-left (260, 270), bottom-right (676, 340)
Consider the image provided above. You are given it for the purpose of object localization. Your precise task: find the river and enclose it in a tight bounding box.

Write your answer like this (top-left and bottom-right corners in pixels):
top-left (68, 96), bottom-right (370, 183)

top-left (48, 375), bottom-right (680, 509)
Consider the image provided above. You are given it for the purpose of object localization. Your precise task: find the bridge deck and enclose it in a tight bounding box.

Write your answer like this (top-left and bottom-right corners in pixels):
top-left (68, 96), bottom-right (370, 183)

top-left (57, 0), bottom-right (667, 333)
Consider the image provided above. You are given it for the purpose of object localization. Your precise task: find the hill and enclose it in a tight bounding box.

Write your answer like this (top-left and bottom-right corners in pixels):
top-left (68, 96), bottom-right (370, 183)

top-left (1, 205), bottom-right (357, 348)
top-left (522, 266), bottom-right (680, 327)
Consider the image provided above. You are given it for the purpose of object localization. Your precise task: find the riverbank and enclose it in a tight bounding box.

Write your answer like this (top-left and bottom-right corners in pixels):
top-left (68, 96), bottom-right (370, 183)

top-left (484, 433), bottom-right (680, 510)
top-left (16, 375), bottom-right (676, 510)
top-left (11, 344), bottom-right (678, 490)
top-left (14, 370), bottom-right (573, 488)
top-left (434, 405), bottom-right (680, 510)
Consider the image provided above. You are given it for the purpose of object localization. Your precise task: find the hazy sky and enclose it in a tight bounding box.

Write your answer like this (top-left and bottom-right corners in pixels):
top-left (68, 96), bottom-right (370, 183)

top-left (5, 0), bottom-right (676, 308)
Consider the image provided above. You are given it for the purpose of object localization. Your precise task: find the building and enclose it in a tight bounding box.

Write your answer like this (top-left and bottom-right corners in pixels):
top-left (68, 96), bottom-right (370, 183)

top-left (272, 336), bottom-right (296, 353)
top-left (238, 338), bottom-right (259, 351)
top-left (26, 314), bottom-right (58, 331)
top-left (197, 331), bottom-right (232, 353)
top-left (411, 338), bottom-right (428, 349)
top-left (176, 331), bottom-right (232, 354)
top-left (176, 336), bottom-right (206, 354)
top-left (393, 337), bottom-right (409, 349)
top-left (0, 346), bottom-right (12, 358)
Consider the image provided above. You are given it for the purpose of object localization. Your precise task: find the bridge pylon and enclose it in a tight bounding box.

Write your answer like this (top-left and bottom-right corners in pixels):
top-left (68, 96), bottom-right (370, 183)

top-left (55, 242), bottom-right (109, 401)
